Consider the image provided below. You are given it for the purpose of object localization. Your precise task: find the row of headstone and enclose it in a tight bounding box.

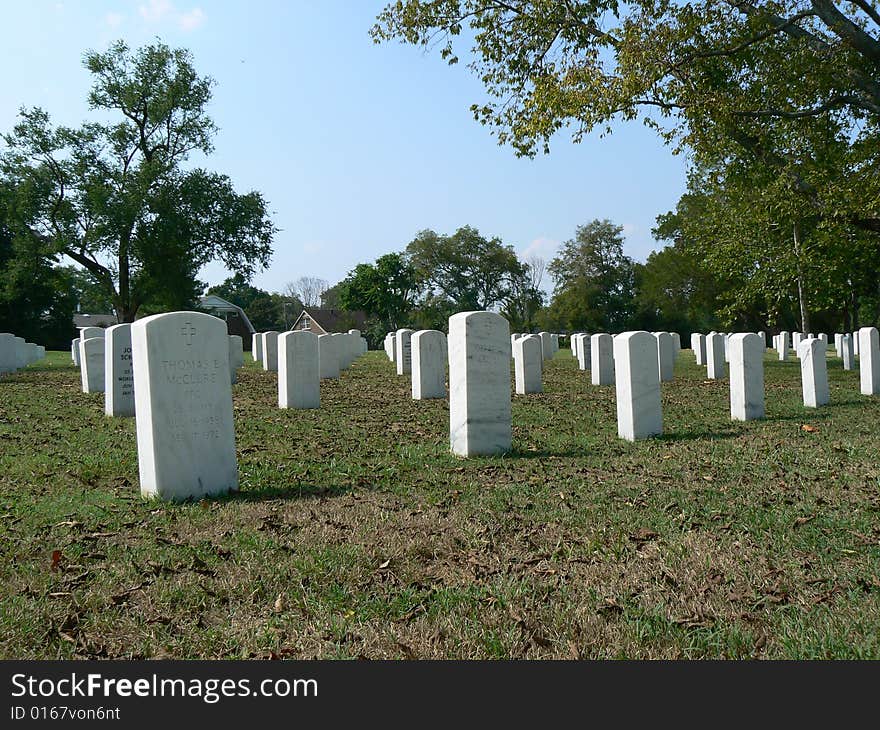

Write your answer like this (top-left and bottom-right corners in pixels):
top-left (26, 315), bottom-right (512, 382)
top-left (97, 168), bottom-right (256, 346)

top-left (0, 333), bottom-right (45, 374)
top-left (66, 312), bottom-right (880, 501)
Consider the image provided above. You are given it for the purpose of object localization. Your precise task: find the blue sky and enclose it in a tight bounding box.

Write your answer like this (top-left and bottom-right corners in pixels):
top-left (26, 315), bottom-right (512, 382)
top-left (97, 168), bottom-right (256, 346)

top-left (1, 1), bottom-right (688, 296)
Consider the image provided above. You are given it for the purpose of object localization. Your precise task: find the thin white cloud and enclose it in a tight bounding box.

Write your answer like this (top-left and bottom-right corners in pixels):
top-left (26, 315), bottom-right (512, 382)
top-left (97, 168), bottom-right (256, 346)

top-left (138, 0), bottom-right (206, 31)
top-left (178, 8), bottom-right (205, 31)
top-left (139, 0), bottom-right (172, 22)
top-left (105, 12), bottom-right (124, 28)
top-left (519, 236), bottom-right (559, 262)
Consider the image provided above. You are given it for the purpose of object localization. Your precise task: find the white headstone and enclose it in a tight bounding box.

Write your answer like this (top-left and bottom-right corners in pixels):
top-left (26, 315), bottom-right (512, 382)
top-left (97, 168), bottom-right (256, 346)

top-left (79, 337), bottom-right (105, 393)
top-left (614, 332), bottom-right (662, 441)
top-left (729, 333), bottom-right (764, 421)
top-left (0, 333), bottom-right (17, 374)
top-left (841, 333), bottom-right (855, 371)
top-left (513, 333), bottom-right (542, 395)
top-left (79, 326), bottom-right (104, 341)
top-left (104, 324), bottom-right (135, 417)
top-left (412, 329), bottom-right (447, 400)
top-left (252, 332), bottom-right (263, 362)
top-left (278, 331), bottom-right (320, 409)
top-left (655, 332), bottom-right (675, 382)
top-left (778, 331), bottom-right (789, 360)
top-left (538, 331), bottom-right (552, 361)
top-left (858, 327), bottom-right (880, 395)
top-left (448, 312), bottom-right (511, 457)
top-left (262, 331), bottom-right (280, 372)
top-left (800, 338), bottom-right (829, 407)
top-left (318, 334), bottom-right (340, 379)
top-left (229, 335), bottom-right (244, 384)
top-left (131, 311), bottom-right (237, 500)
top-left (395, 328), bottom-right (414, 375)
top-left (706, 333), bottom-right (726, 379)
top-left (590, 333), bottom-right (614, 385)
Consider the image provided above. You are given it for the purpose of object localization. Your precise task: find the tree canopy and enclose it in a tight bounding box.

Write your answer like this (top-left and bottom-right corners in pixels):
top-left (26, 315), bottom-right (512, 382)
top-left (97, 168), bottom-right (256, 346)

top-left (0, 41), bottom-right (276, 323)
top-left (406, 225), bottom-right (525, 311)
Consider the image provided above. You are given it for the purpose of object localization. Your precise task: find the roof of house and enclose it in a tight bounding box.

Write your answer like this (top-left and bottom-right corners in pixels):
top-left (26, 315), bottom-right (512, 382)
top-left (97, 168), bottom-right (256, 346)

top-left (199, 295), bottom-right (256, 334)
top-left (73, 313), bottom-right (118, 328)
top-left (291, 308), bottom-right (367, 334)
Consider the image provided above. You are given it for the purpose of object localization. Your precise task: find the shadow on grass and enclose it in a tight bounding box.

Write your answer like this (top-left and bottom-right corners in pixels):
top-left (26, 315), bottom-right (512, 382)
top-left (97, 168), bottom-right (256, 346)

top-left (219, 481), bottom-right (357, 503)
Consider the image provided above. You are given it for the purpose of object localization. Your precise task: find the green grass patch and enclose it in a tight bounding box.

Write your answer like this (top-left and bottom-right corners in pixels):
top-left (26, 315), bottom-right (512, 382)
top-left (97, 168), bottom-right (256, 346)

top-left (1, 348), bottom-right (878, 658)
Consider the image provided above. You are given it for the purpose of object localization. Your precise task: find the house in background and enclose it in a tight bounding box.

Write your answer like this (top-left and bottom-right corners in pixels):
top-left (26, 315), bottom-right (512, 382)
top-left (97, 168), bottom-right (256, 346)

top-left (290, 308), bottom-right (367, 335)
top-left (199, 294), bottom-right (256, 340)
top-left (73, 313), bottom-right (118, 329)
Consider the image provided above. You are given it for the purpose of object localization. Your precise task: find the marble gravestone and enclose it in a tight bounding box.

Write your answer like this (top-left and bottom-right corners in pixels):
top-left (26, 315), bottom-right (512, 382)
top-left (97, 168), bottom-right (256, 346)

top-left (800, 338), bottom-right (829, 408)
top-left (79, 326), bottom-right (104, 342)
top-left (858, 327), bottom-right (880, 396)
top-left (252, 332), bottom-right (263, 363)
top-left (0, 333), bottom-right (16, 374)
top-left (412, 329), bottom-right (447, 400)
top-left (614, 332), bottom-right (662, 441)
top-left (332, 333), bottom-right (349, 370)
top-left (228, 335), bottom-right (244, 384)
top-left (729, 333), bottom-right (764, 421)
top-left (71, 338), bottom-right (80, 365)
top-left (591, 333), bottom-right (614, 385)
top-left (395, 328), bottom-right (414, 376)
top-left (448, 311), bottom-right (511, 457)
top-left (841, 333), bottom-right (855, 371)
top-left (262, 331), bottom-right (280, 372)
top-left (513, 333), bottom-right (542, 395)
top-left (655, 332), bottom-right (675, 382)
top-left (706, 333), bottom-right (726, 379)
top-left (778, 331), bottom-right (789, 360)
top-left (132, 311), bottom-right (237, 501)
top-left (104, 324), bottom-right (135, 417)
top-left (538, 331), bottom-right (553, 361)
top-left (278, 331), bottom-right (320, 409)
top-left (318, 334), bottom-right (340, 379)
top-left (79, 337), bottom-right (106, 393)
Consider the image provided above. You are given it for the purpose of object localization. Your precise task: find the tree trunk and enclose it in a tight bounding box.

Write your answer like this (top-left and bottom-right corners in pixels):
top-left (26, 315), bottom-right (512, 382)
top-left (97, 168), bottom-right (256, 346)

top-left (793, 221), bottom-right (811, 333)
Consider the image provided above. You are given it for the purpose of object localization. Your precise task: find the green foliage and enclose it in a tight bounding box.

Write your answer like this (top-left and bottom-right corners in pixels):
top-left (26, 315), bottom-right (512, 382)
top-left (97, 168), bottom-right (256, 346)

top-left (0, 212), bottom-right (76, 349)
top-left (338, 252), bottom-right (420, 333)
top-left (542, 220), bottom-right (636, 331)
top-left (207, 274), bottom-right (299, 332)
top-left (371, 0), bottom-right (880, 232)
top-left (406, 226), bottom-right (524, 311)
top-left (0, 41), bottom-right (276, 322)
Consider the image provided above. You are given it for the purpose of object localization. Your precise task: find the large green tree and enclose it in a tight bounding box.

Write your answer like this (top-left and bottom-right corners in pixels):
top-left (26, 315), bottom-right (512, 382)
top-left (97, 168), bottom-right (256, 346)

top-left (0, 199), bottom-right (76, 349)
top-left (406, 226), bottom-right (525, 311)
top-left (542, 220), bottom-right (636, 331)
top-left (1, 41), bottom-right (276, 323)
top-left (338, 252), bottom-right (419, 331)
top-left (372, 2), bottom-right (880, 234)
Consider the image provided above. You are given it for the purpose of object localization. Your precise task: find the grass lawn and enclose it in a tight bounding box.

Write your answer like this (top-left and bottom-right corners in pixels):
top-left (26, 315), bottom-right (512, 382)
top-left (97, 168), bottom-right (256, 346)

top-left (1, 347), bottom-right (879, 659)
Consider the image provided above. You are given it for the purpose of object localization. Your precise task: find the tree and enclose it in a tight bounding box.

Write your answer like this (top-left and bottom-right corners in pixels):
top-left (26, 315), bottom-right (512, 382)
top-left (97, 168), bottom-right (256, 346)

top-left (338, 252), bottom-right (419, 331)
top-left (406, 226), bottom-right (525, 311)
top-left (543, 220), bottom-right (636, 331)
top-left (206, 274), bottom-right (301, 332)
top-left (284, 276), bottom-right (328, 308)
top-left (501, 256), bottom-right (545, 331)
top-left (372, 2), bottom-right (880, 233)
top-left (0, 41), bottom-right (275, 323)
top-left (0, 199), bottom-right (76, 349)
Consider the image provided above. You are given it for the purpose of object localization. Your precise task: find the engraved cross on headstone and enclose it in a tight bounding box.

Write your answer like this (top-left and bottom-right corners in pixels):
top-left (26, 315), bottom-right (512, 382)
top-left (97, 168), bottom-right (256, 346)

top-left (180, 322), bottom-right (197, 346)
